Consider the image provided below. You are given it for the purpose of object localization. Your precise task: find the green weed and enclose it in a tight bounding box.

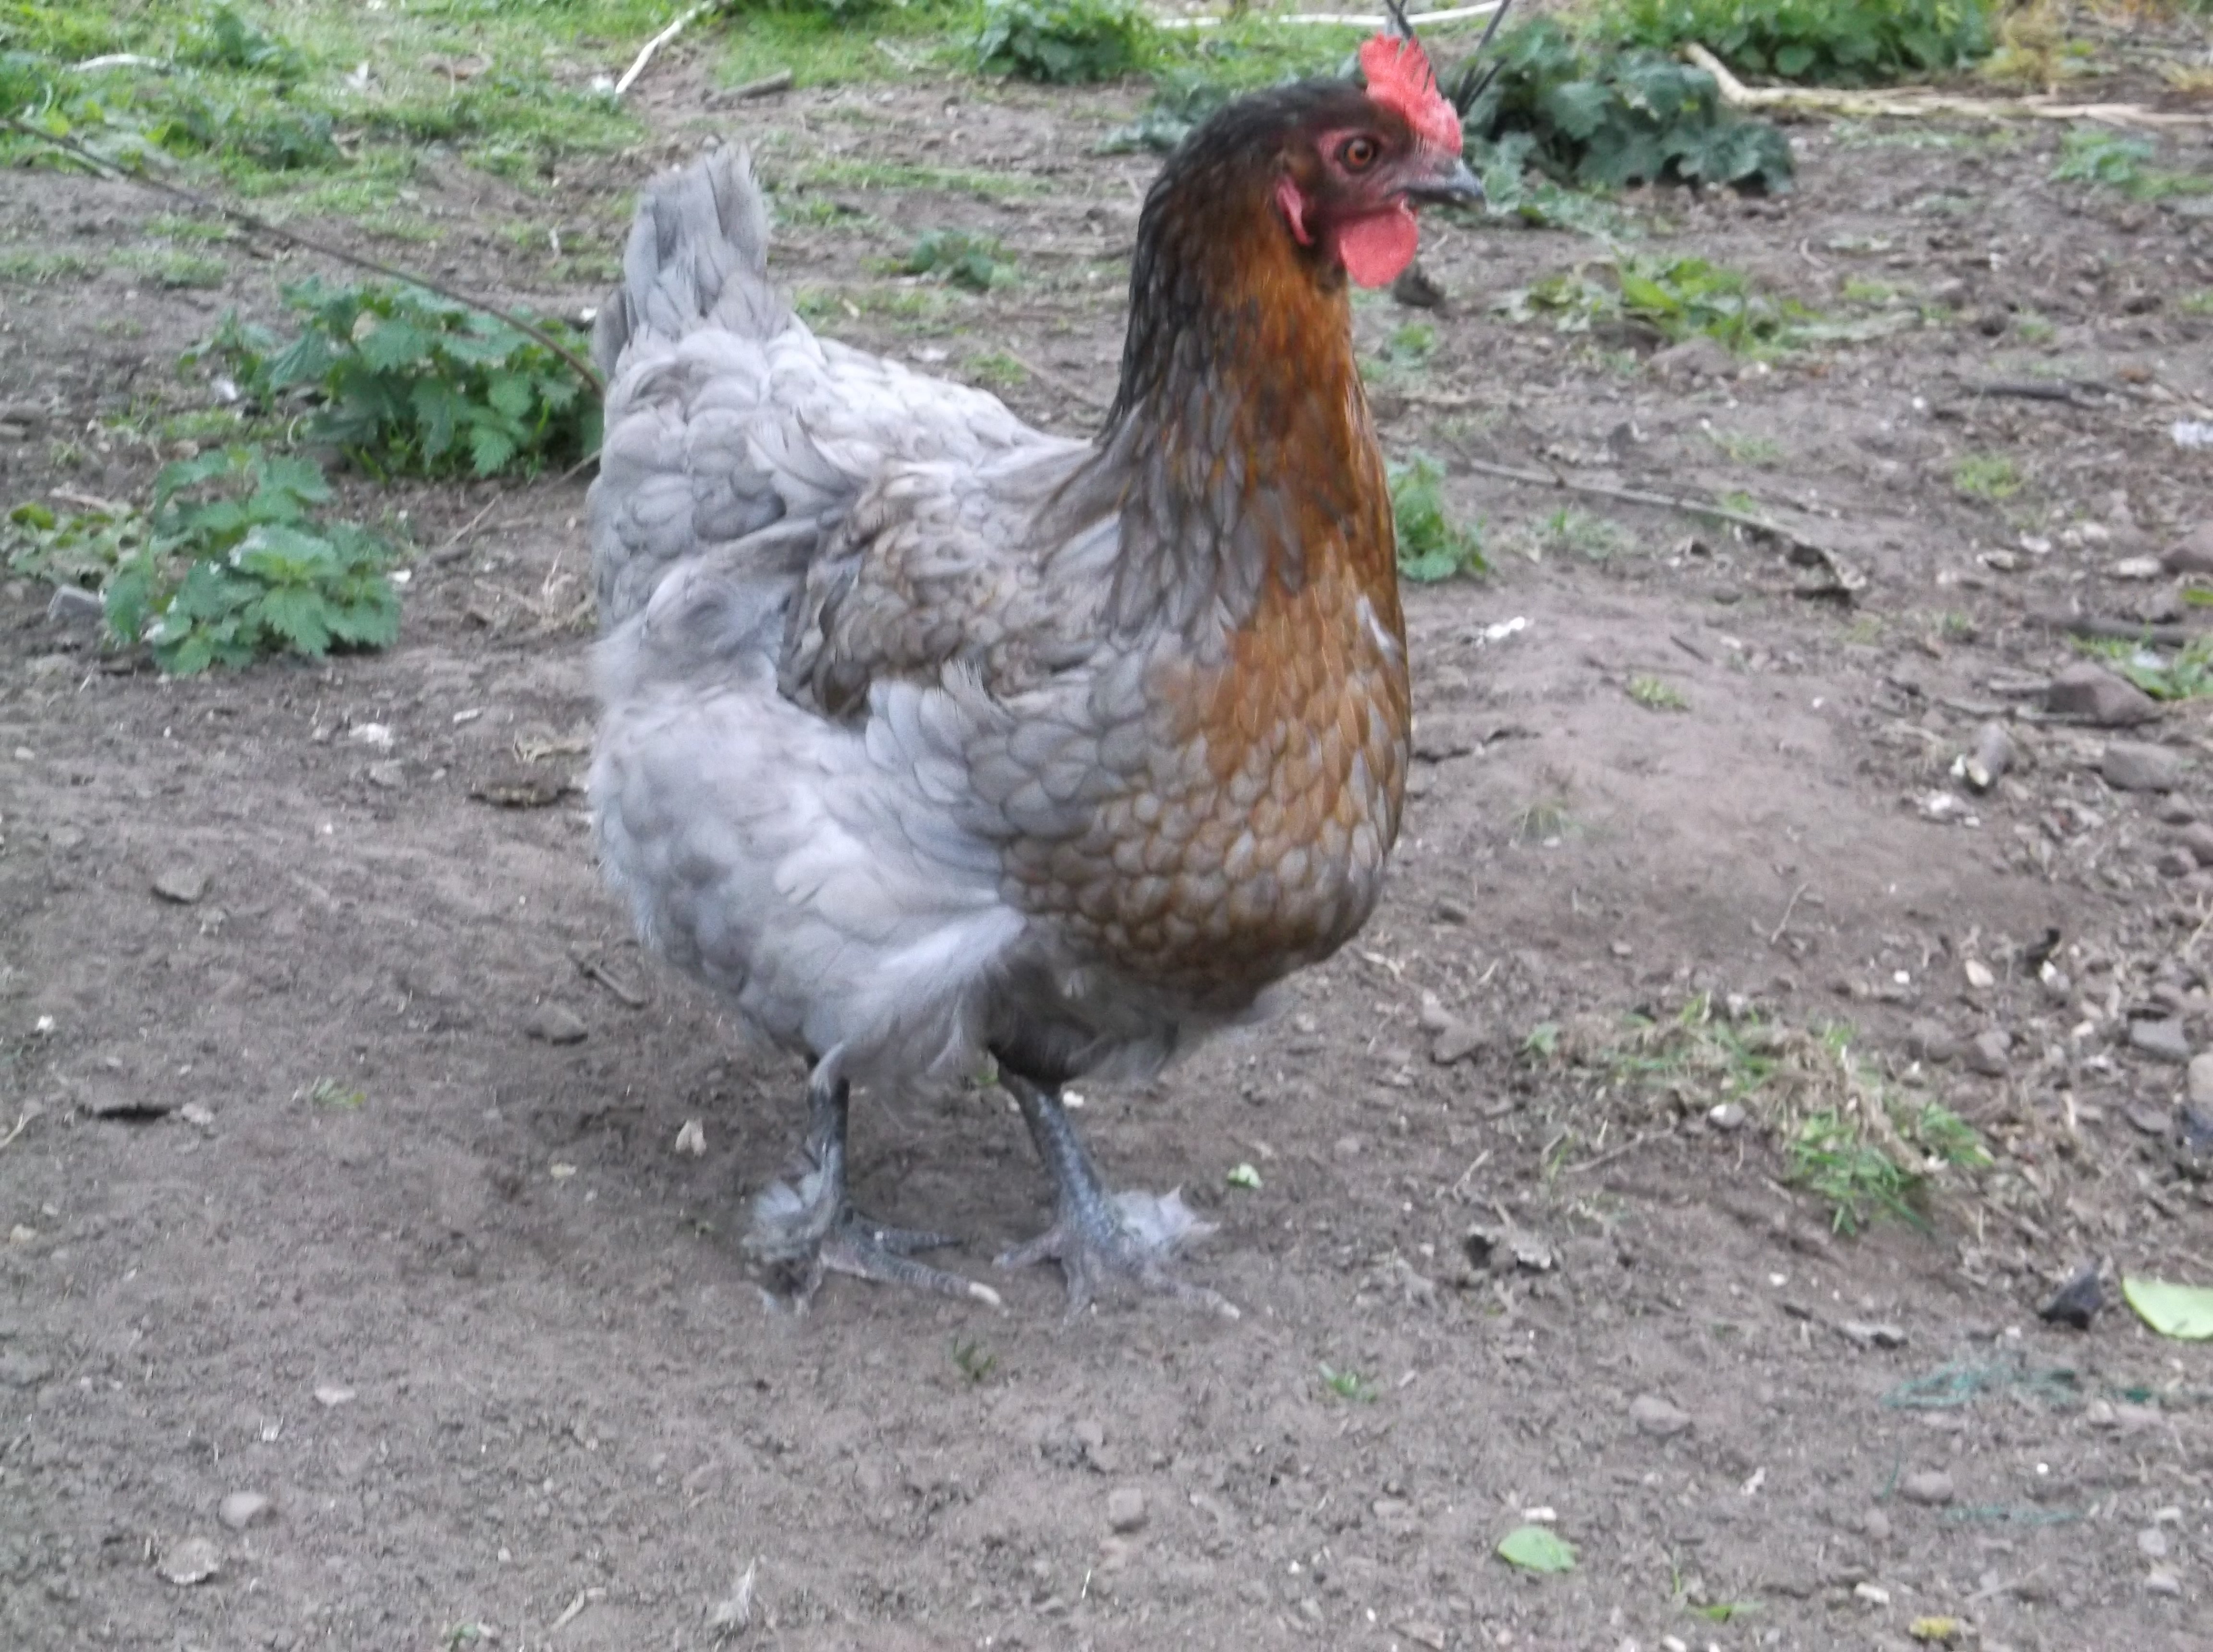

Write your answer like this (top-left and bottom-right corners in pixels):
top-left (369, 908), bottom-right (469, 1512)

top-left (2051, 128), bottom-right (2213, 202)
top-left (2072, 636), bottom-right (2213, 702)
top-left (900, 229), bottom-right (1015, 292)
top-left (1096, 69), bottom-right (1232, 156)
top-left (2178, 289), bottom-right (2213, 317)
top-left (298, 1076), bottom-right (367, 1110)
top-left (1500, 254), bottom-right (1821, 355)
top-left (1600, 0), bottom-right (1995, 86)
top-left (962, 350), bottom-right (1029, 391)
top-left (1787, 1100), bottom-right (1986, 1234)
top-left (1628, 674), bottom-right (1688, 711)
top-left (1389, 454), bottom-right (1488, 583)
top-left (950, 1335), bottom-right (997, 1383)
top-left (1318, 1364), bottom-right (1377, 1403)
top-left (111, 247), bottom-right (226, 288)
top-left (0, 249), bottom-right (98, 284)
top-left (3, 495), bottom-right (146, 590)
top-left (1952, 452), bottom-right (2020, 500)
top-left (1540, 506), bottom-right (1630, 562)
top-left (1705, 427), bottom-right (1783, 466)
top-left (975, 0), bottom-right (1154, 84)
top-left (192, 279), bottom-right (596, 480)
top-left (73, 446), bottom-right (402, 675)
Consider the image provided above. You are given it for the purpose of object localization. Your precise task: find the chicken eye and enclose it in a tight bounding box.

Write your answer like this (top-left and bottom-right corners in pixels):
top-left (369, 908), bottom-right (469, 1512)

top-left (1338, 135), bottom-right (1379, 172)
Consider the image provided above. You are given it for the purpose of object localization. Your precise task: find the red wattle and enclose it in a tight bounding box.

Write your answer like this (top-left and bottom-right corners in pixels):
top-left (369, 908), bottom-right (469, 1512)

top-left (1337, 206), bottom-right (1418, 288)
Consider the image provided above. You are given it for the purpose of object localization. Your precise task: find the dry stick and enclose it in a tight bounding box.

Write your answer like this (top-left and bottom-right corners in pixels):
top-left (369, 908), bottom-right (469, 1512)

top-left (1684, 41), bottom-right (2213, 131)
top-left (0, 1112), bottom-right (31, 1153)
top-left (616, 0), bottom-right (727, 97)
top-left (726, 69), bottom-right (795, 100)
top-left (0, 117), bottom-right (602, 393)
top-left (1769, 883), bottom-right (1811, 947)
top-left (1450, 453), bottom-right (1835, 557)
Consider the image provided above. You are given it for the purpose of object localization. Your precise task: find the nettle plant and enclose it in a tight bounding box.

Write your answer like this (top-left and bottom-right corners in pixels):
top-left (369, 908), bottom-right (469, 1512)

top-left (103, 446), bottom-right (401, 674)
top-left (198, 278), bottom-right (597, 479)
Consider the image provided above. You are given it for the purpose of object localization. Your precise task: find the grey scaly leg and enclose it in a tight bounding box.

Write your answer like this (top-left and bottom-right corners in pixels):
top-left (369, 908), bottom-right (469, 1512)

top-left (995, 1069), bottom-right (1237, 1319)
top-left (746, 1052), bottom-right (1001, 1310)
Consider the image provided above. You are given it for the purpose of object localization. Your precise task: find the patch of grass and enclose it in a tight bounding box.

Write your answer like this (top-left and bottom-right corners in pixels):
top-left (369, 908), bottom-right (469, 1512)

top-left (1839, 276), bottom-right (1896, 304)
top-left (789, 157), bottom-right (1048, 200)
top-left (298, 1076), bottom-right (366, 1110)
top-left (2072, 636), bottom-right (2213, 702)
top-left (1500, 253), bottom-right (1824, 356)
top-left (192, 278), bottom-right (596, 480)
top-left (961, 350), bottom-right (1029, 391)
top-left (899, 229), bottom-right (1015, 292)
top-left (1318, 1364), bottom-right (1376, 1403)
top-left (1628, 674), bottom-right (1688, 711)
top-left (1600, 0), bottom-right (1996, 86)
top-left (1952, 452), bottom-right (2020, 501)
top-left (1388, 454), bottom-right (1488, 583)
top-left (1789, 1101), bottom-right (1987, 1234)
top-left (1705, 427), bottom-right (1783, 466)
top-left (1540, 506), bottom-right (1631, 562)
top-left (97, 445), bottom-right (402, 675)
top-left (1097, 68), bottom-right (1232, 155)
top-left (2013, 309), bottom-right (2055, 344)
top-left (1514, 796), bottom-right (1574, 846)
top-left (949, 1335), bottom-right (997, 1383)
top-left (0, 249), bottom-right (98, 284)
top-left (2178, 289), bottom-right (2213, 317)
top-left (1467, 18), bottom-right (1794, 196)
top-left (1363, 320), bottom-right (1440, 386)
top-left (2051, 127), bottom-right (2213, 202)
top-left (975, 0), bottom-right (1155, 84)
top-left (111, 248), bottom-right (227, 289)
top-left (3, 495), bottom-right (146, 590)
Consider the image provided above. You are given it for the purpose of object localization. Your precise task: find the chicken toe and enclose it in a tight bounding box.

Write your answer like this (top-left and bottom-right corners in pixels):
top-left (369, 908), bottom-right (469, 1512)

top-left (995, 1071), bottom-right (1240, 1320)
top-left (746, 1063), bottom-right (1001, 1311)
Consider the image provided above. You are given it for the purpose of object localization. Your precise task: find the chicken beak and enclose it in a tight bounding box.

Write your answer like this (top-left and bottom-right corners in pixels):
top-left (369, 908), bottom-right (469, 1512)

top-left (1400, 155), bottom-right (1483, 210)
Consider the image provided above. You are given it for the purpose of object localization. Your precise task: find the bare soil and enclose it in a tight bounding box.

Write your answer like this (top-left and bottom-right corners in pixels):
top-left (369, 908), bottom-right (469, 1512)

top-left (5, 58), bottom-right (2213, 1652)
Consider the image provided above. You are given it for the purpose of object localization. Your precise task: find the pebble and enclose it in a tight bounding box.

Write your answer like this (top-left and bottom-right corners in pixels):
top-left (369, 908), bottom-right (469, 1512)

top-left (1859, 1508), bottom-right (1893, 1543)
top-left (1964, 1028), bottom-right (2012, 1077)
top-left (218, 1491), bottom-right (272, 1531)
top-left (151, 868), bottom-right (207, 906)
top-left (1629, 1394), bottom-right (1691, 1438)
top-left (2178, 823), bottom-right (2213, 866)
top-left (1961, 723), bottom-right (2013, 792)
top-left (2161, 522), bottom-right (2213, 575)
top-left (2127, 1101), bottom-right (2174, 1137)
top-left (1708, 1102), bottom-right (1746, 1131)
top-left (2145, 1567), bottom-right (2182, 1596)
top-left (2188, 1054), bottom-right (2213, 1111)
top-left (2138, 1527), bottom-right (2170, 1560)
top-left (2039, 1264), bottom-right (2104, 1330)
top-left (1907, 1019), bottom-right (1959, 1066)
top-left (45, 585), bottom-right (102, 625)
top-left (1838, 1321), bottom-right (1908, 1349)
top-left (1853, 1581), bottom-right (1891, 1606)
top-left (673, 1119), bottom-right (706, 1157)
top-left (2156, 846), bottom-right (2198, 878)
top-left (366, 760), bottom-right (405, 790)
top-left (1106, 1487), bottom-right (1147, 1533)
top-left (1652, 335), bottom-right (1735, 382)
top-left (2128, 1017), bottom-right (2193, 1065)
top-left (1900, 1470), bottom-right (1955, 1506)
top-left (159, 1537), bottom-right (221, 1586)
top-left (2102, 741), bottom-right (2186, 792)
top-left (524, 1004), bottom-right (588, 1045)
top-left (1430, 1020), bottom-right (1483, 1066)
top-left (1963, 959), bottom-right (1996, 991)
top-left (2045, 663), bottom-right (2160, 726)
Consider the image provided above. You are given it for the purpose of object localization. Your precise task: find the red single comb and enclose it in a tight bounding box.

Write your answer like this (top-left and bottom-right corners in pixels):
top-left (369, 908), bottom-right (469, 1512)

top-left (1360, 33), bottom-right (1462, 155)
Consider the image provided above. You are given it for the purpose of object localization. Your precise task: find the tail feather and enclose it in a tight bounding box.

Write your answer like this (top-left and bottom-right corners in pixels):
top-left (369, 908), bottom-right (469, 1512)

top-left (592, 146), bottom-right (785, 376)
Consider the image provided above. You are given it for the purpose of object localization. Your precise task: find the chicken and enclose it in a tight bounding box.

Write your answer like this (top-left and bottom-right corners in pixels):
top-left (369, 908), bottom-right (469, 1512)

top-left (587, 29), bottom-right (1483, 1314)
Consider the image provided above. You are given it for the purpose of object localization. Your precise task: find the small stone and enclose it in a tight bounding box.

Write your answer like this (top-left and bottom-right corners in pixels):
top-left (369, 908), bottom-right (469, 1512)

top-left (348, 722), bottom-right (394, 748)
top-left (1432, 897), bottom-right (1470, 924)
top-left (523, 1004), bottom-right (587, 1045)
top-left (1964, 1028), bottom-right (2012, 1077)
top-left (1963, 959), bottom-right (1996, 991)
top-left (313, 1384), bottom-right (355, 1408)
top-left (2161, 522), bottom-right (2213, 575)
top-left (1859, 1508), bottom-right (1893, 1543)
top-left (2157, 846), bottom-right (2198, 878)
top-left (1900, 1470), bottom-right (1955, 1506)
top-left (1838, 1321), bottom-right (1908, 1349)
top-left (2145, 1567), bottom-right (2182, 1596)
top-left (1854, 1581), bottom-right (1892, 1606)
top-left (2138, 1526), bottom-right (2171, 1560)
top-left (1961, 723), bottom-right (2013, 792)
top-left (1908, 1019), bottom-right (1959, 1066)
top-left (159, 1536), bottom-right (222, 1586)
top-left (2046, 663), bottom-right (2160, 726)
top-left (1629, 1394), bottom-right (1691, 1438)
top-left (1417, 991), bottom-right (1453, 1034)
top-left (365, 760), bottom-right (405, 790)
top-left (2039, 1264), bottom-right (2103, 1331)
top-left (1652, 335), bottom-right (1735, 382)
top-left (218, 1492), bottom-right (272, 1531)
top-left (45, 585), bottom-right (102, 625)
top-left (1708, 1102), bottom-right (1747, 1131)
top-left (178, 1102), bottom-right (215, 1129)
top-left (151, 868), bottom-right (207, 906)
top-left (2128, 1101), bottom-right (2175, 1136)
top-left (2178, 823), bottom-right (2213, 866)
top-left (2187, 1054), bottom-right (2213, 1110)
top-left (1106, 1487), bottom-right (1147, 1533)
top-left (673, 1119), bottom-right (705, 1157)
top-left (2128, 1017), bottom-right (2192, 1065)
top-left (2102, 741), bottom-right (2186, 792)
top-left (1430, 1020), bottom-right (1483, 1066)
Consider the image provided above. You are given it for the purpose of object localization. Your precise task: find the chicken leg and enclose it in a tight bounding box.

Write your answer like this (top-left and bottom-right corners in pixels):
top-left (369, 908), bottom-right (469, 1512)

top-left (746, 1055), bottom-right (1003, 1310)
top-left (995, 1069), bottom-right (1238, 1319)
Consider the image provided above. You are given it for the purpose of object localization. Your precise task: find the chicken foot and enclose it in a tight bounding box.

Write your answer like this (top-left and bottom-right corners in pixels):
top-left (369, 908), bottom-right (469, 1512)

top-left (747, 1057), bottom-right (1004, 1311)
top-left (995, 1070), bottom-right (1239, 1320)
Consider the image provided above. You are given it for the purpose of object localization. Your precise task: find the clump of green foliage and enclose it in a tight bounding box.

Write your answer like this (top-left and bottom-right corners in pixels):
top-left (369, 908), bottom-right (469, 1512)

top-left (1389, 454), bottom-right (1488, 582)
top-left (1096, 68), bottom-right (1232, 155)
top-left (1500, 253), bottom-right (1817, 354)
top-left (2050, 128), bottom-right (2213, 203)
top-left (195, 279), bottom-right (597, 480)
top-left (1789, 1101), bottom-right (1988, 1235)
top-left (900, 229), bottom-right (1016, 292)
top-left (176, 4), bottom-right (308, 81)
top-left (975, 0), bottom-right (1154, 83)
top-left (1467, 19), bottom-right (1794, 195)
top-left (16, 446), bottom-right (401, 675)
top-left (1601, 0), bottom-right (1995, 86)
top-left (1950, 452), bottom-right (2018, 500)
top-left (2075, 636), bottom-right (2213, 702)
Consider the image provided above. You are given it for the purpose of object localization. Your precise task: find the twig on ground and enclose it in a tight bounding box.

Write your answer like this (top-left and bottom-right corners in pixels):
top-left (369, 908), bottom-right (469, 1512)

top-left (725, 69), bottom-right (794, 101)
top-left (0, 1111), bottom-right (34, 1153)
top-left (1770, 883), bottom-right (1811, 947)
top-left (2030, 609), bottom-right (2195, 649)
top-left (1685, 42), bottom-right (2213, 130)
top-left (0, 118), bottom-right (602, 392)
top-left (616, 1), bottom-right (729, 97)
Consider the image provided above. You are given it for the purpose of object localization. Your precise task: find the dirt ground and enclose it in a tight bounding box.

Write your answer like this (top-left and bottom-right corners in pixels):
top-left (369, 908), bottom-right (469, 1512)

top-left (5, 43), bottom-right (2213, 1652)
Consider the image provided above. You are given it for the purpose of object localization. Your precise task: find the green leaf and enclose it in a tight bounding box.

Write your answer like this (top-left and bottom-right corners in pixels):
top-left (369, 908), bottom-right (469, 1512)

top-left (355, 316), bottom-right (431, 373)
top-left (1497, 1525), bottom-right (1577, 1573)
top-left (484, 371), bottom-right (535, 422)
top-left (2123, 1276), bottom-right (2213, 1340)
top-left (253, 585), bottom-right (333, 656)
top-left (1539, 80), bottom-right (1611, 142)
top-left (468, 422), bottom-right (519, 477)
